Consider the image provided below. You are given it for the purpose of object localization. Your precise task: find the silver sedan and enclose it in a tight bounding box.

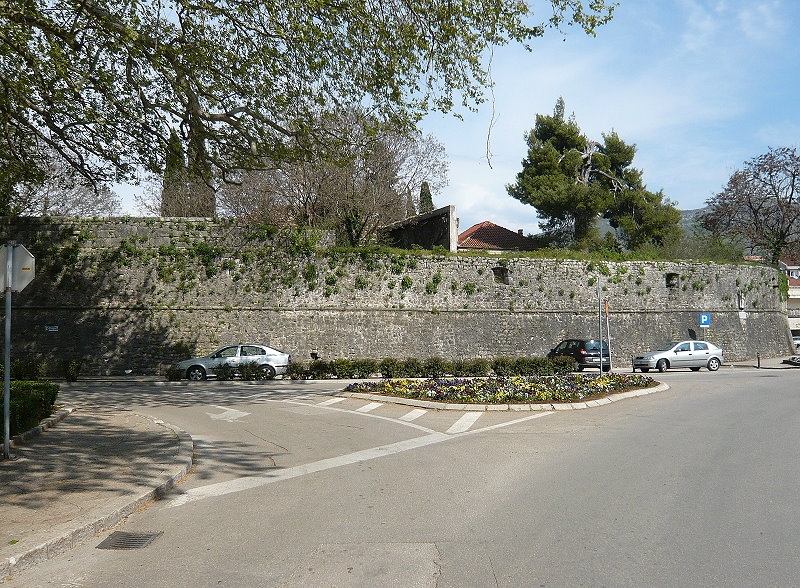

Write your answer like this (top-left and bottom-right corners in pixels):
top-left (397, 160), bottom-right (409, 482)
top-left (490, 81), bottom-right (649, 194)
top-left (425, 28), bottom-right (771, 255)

top-left (175, 344), bottom-right (291, 381)
top-left (632, 340), bottom-right (724, 373)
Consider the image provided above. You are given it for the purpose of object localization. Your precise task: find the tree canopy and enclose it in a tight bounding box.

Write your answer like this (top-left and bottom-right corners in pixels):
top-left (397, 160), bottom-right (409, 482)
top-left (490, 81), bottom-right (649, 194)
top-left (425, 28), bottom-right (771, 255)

top-left (701, 146), bottom-right (800, 265)
top-left (1, 0), bottom-right (614, 209)
top-left (507, 98), bottom-right (681, 250)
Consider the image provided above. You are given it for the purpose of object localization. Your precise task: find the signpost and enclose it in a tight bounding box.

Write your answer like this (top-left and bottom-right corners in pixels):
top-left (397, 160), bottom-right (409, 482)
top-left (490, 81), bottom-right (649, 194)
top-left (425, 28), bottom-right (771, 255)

top-left (3, 243), bottom-right (35, 460)
top-left (699, 313), bottom-right (711, 328)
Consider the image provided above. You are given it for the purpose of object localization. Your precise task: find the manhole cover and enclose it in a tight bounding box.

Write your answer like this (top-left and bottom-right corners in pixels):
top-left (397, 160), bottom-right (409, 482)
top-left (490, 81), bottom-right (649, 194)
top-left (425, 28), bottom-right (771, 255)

top-left (97, 531), bottom-right (163, 550)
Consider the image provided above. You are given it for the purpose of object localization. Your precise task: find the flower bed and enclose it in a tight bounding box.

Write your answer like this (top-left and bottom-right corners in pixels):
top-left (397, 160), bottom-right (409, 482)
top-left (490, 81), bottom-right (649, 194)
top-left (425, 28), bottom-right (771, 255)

top-left (344, 373), bottom-right (657, 404)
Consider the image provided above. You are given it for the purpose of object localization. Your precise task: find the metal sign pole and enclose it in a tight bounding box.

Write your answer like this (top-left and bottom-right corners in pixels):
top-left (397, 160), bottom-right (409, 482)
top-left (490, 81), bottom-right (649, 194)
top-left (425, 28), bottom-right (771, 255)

top-left (3, 244), bottom-right (12, 459)
top-left (597, 278), bottom-right (603, 373)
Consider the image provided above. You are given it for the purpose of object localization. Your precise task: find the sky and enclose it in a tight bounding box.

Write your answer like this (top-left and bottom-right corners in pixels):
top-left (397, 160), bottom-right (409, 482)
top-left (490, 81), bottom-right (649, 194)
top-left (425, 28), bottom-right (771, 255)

top-left (419, 0), bottom-right (800, 236)
top-left (117, 1), bottom-right (799, 237)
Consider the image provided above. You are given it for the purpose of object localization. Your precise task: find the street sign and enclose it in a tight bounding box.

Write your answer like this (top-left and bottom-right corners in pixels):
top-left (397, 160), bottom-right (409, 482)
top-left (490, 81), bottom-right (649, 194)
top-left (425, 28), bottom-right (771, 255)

top-left (0, 244), bottom-right (35, 292)
top-left (699, 313), bottom-right (711, 327)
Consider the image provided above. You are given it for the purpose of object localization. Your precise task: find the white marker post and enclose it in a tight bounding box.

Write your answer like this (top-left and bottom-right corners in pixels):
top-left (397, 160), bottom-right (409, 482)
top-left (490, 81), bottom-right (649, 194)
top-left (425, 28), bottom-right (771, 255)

top-left (2, 243), bottom-right (36, 459)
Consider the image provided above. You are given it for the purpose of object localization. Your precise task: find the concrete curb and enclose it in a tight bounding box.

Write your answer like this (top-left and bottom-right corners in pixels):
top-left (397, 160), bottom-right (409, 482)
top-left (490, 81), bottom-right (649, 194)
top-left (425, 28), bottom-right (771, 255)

top-left (1, 416), bottom-right (194, 579)
top-left (338, 382), bottom-right (671, 411)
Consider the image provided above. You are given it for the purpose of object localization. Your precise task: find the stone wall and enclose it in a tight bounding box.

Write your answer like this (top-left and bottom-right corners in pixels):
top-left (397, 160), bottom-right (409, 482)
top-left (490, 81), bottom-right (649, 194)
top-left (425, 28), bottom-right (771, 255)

top-left (0, 217), bottom-right (793, 375)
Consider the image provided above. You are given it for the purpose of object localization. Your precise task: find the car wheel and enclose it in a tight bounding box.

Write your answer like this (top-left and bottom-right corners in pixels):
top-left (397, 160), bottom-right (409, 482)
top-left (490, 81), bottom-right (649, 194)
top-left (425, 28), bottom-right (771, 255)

top-left (186, 366), bottom-right (206, 381)
top-left (707, 357), bottom-right (721, 371)
top-left (656, 359), bottom-right (668, 373)
top-left (640, 367), bottom-right (650, 373)
top-left (602, 365), bottom-right (611, 373)
top-left (261, 364), bottom-right (277, 380)
top-left (575, 365), bottom-right (584, 372)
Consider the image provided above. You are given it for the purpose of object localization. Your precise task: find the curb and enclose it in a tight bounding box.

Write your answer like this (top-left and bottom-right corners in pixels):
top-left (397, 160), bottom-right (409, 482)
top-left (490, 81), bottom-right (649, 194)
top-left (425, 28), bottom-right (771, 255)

top-left (338, 382), bottom-right (670, 411)
top-left (1, 415), bottom-right (194, 579)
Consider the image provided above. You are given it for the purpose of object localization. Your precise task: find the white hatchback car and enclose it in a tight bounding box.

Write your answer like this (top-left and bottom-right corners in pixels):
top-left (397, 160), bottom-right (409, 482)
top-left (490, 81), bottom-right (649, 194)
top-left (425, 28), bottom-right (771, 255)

top-left (175, 344), bottom-right (291, 381)
top-left (632, 340), bottom-right (724, 373)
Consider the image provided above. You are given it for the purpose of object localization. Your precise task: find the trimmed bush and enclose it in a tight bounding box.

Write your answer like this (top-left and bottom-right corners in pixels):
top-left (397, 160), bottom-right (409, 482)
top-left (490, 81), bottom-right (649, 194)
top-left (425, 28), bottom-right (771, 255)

top-left (11, 358), bottom-right (47, 381)
top-left (422, 356), bottom-right (449, 378)
top-left (309, 359), bottom-right (333, 379)
top-left (550, 355), bottom-right (577, 375)
top-left (331, 358), bottom-right (356, 379)
top-left (491, 357), bottom-right (515, 377)
top-left (9, 381), bottom-right (60, 437)
top-left (59, 359), bottom-right (82, 382)
top-left (286, 361), bottom-right (310, 380)
top-left (400, 358), bottom-right (424, 378)
top-left (352, 358), bottom-right (378, 378)
top-left (214, 363), bottom-right (235, 380)
top-left (379, 357), bottom-right (401, 379)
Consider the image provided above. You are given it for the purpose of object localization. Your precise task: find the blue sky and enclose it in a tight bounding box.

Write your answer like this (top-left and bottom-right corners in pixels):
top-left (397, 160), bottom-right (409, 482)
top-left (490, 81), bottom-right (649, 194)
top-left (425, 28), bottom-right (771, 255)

top-left (422, 0), bottom-right (800, 236)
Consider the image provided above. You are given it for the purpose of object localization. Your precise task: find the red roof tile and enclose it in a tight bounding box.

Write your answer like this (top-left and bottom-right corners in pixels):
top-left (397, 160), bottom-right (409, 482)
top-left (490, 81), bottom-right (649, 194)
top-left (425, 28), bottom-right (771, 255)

top-left (458, 221), bottom-right (536, 251)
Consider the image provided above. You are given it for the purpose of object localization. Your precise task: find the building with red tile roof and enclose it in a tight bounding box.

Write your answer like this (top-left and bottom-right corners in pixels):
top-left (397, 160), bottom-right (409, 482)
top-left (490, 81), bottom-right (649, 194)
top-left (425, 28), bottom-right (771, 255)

top-left (457, 221), bottom-right (537, 253)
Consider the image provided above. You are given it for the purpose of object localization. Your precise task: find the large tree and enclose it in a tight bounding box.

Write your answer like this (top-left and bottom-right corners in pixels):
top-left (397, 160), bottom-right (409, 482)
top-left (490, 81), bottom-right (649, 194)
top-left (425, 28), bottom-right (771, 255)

top-left (507, 98), bottom-right (681, 249)
top-left (1, 0), bottom-right (614, 211)
top-left (701, 146), bottom-right (800, 265)
top-left (215, 110), bottom-right (449, 245)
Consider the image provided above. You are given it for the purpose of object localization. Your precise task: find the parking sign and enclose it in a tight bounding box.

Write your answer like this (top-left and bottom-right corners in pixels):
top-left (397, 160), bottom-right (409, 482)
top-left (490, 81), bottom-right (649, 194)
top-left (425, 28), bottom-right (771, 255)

top-left (699, 313), bottom-right (711, 327)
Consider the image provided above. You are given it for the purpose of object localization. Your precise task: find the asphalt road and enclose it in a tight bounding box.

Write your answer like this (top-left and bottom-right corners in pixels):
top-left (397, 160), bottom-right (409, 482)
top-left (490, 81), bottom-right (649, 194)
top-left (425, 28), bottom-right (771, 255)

top-left (11, 367), bottom-right (800, 587)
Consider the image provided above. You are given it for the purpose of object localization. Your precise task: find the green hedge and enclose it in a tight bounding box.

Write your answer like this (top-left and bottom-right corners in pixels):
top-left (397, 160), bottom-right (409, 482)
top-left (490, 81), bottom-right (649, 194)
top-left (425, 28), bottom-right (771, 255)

top-left (286, 355), bottom-right (577, 380)
top-left (8, 381), bottom-right (60, 437)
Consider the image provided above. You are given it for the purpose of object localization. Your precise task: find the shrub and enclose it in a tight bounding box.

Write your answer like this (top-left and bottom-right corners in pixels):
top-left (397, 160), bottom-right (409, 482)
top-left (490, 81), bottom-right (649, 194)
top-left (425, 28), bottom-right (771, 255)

top-left (165, 366), bottom-right (183, 381)
top-left (352, 358), bottom-right (378, 378)
top-left (462, 358), bottom-right (490, 377)
top-left (11, 358), bottom-right (48, 381)
top-left (239, 362), bottom-right (267, 381)
top-left (214, 364), bottom-right (236, 380)
top-left (9, 381), bottom-right (60, 436)
top-left (59, 359), bottom-right (82, 382)
top-left (309, 359), bottom-right (333, 379)
top-left (491, 357), bottom-right (514, 377)
top-left (379, 357), bottom-right (401, 378)
top-left (286, 361), bottom-right (310, 380)
top-left (331, 358), bottom-right (356, 378)
top-left (400, 358), bottom-right (423, 377)
top-left (549, 355), bottom-right (577, 375)
top-left (422, 356), bottom-right (449, 378)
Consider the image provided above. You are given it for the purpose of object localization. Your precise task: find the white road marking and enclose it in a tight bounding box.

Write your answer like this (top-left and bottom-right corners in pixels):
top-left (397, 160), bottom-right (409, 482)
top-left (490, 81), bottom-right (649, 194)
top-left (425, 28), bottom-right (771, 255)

top-left (355, 401), bottom-right (383, 413)
top-left (206, 406), bottom-right (251, 422)
top-left (398, 408), bottom-right (427, 422)
top-left (317, 397), bottom-right (346, 406)
top-left (167, 411), bottom-right (553, 509)
top-left (446, 412), bottom-right (483, 434)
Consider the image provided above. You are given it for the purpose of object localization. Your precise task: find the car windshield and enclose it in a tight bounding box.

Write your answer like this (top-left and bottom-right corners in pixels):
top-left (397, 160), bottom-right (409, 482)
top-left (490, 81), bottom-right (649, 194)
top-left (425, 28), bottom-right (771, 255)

top-left (655, 342), bottom-right (680, 351)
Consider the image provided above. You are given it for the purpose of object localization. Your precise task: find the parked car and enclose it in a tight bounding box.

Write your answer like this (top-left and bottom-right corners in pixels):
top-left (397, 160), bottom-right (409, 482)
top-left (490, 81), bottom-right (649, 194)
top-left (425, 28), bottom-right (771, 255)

top-left (793, 335), bottom-right (800, 350)
top-left (632, 340), bottom-right (723, 373)
top-left (548, 338), bottom-right (612, 372)
top-left (174, 344), bottom-right (291, 381)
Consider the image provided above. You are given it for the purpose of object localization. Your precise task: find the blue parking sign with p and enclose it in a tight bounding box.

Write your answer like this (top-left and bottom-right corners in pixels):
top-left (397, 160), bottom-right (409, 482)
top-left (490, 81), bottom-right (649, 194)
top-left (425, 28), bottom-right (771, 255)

top-left (699, 313), bottom-right (711, 326)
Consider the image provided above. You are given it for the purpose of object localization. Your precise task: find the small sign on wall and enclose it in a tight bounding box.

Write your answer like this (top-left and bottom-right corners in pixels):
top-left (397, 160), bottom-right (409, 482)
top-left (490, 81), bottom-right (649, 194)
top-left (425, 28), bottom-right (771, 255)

top-left (44, 325), bottom-right (59, 332)
top-left (699, 313), bottom-right (711, 327)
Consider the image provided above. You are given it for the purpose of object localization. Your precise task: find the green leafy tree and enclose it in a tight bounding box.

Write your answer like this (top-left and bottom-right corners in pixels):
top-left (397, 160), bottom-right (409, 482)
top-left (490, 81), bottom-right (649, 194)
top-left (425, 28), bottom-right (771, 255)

top-left (701, 147), bottom-right (800, 265)
top-left (507, 98), bottom-right (681, 249)
top-left (1, 0), bottom-right (614, 210)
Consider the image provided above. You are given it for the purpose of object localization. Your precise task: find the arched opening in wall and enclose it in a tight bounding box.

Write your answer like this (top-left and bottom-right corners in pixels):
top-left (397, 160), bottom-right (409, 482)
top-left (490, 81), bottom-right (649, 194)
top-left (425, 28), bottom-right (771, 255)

top-left (492, 266), bottom-right (510, 285)
top-left (665, 273), bottom-right (679, 289)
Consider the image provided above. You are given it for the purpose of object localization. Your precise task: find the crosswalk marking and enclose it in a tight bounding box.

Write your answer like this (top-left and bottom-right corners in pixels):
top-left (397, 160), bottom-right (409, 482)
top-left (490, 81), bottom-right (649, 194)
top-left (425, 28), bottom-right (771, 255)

top-left (446, 412), bottom-right (483, 434)
top-left (317, 397), bottom-right (346, 406)
top-left (355, 402), bottom-right (383, 413)
top-left (398, 408), bottom-right (427, 422)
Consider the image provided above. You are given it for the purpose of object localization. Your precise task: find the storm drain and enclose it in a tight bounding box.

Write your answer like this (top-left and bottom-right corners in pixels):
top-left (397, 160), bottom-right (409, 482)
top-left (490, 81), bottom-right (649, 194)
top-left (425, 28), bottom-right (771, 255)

top-left (96, 531), bottom-right (163, 550)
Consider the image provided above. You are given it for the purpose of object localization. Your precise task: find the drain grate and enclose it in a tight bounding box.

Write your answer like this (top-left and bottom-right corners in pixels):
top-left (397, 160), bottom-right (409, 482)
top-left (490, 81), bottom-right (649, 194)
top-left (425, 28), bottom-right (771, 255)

top-left (96, 531), bottom-right (163, 550)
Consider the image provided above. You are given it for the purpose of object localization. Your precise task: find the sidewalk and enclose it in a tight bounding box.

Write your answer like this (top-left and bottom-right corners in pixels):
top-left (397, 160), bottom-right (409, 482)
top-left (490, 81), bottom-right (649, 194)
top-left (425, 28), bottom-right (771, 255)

top-left (0, 406), bottom-right (193, 580)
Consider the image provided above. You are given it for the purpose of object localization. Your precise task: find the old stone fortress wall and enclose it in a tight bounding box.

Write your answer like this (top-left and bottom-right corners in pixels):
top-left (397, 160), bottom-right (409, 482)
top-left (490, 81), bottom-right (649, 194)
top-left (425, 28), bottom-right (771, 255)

top-left (1, 217), bottom-right (793, 375)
